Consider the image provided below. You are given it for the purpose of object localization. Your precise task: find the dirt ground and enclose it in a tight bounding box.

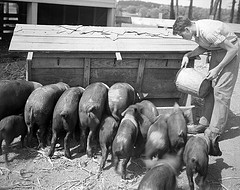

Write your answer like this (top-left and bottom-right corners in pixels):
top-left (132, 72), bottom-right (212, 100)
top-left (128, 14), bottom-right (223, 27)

top-left (0, 40), bottom-right (240, 190)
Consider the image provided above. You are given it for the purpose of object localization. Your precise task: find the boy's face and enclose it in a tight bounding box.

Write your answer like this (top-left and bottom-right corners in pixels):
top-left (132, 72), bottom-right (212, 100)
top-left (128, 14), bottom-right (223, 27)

top-left (178, 27), bottom-right (193, 40)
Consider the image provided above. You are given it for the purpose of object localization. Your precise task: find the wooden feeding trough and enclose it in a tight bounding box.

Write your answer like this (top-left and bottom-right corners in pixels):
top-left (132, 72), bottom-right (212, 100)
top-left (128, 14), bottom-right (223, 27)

top-left (9, 24), bottom-right (197, 116)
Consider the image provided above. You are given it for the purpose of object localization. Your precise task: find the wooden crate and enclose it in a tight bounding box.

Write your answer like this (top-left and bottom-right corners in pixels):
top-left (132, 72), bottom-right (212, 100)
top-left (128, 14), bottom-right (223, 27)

top-left (9, 24), bottom-right (198, 107)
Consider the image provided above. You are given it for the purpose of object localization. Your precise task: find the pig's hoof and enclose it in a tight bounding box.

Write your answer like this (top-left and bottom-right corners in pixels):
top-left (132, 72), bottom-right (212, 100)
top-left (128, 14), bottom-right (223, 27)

top-left (87, 151), bottom-right (93, 158)
top-left (121, 173), bottom-right (126, 180)
top-left (48, 151), bottom-right (53, 158)
top-left (78, 147), bottom-right (85, 153)
top-left (64, 152), bottom-right (72, 159)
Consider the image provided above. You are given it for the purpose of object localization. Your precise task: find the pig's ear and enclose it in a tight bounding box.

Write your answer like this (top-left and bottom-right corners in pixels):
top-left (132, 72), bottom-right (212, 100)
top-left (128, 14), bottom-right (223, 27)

top-left (86, 105), bottom-right (95, 112)
top-left (121, 107), bottom-right (129, 117)
top-left (173, 102), bottom-right (180, 112)
top-left (212, 135), bottom-right (220, 144)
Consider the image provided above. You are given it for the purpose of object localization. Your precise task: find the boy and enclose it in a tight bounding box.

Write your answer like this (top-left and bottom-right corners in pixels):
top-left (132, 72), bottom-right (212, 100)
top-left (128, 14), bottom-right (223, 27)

top-left (173, 17), bottom-right (240, 155)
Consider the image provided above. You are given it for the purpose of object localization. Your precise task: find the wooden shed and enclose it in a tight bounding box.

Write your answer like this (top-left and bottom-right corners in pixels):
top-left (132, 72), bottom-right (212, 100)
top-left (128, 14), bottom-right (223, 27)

top-left (9, 24), bottom-right (197, 107)
top-left (0, 0), bottom-right (116, 40)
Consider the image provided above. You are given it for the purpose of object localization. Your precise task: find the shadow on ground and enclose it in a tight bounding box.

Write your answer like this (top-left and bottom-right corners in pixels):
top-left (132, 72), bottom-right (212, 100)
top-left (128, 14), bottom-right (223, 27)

top-left (221, 110), bottom-right (240, 141)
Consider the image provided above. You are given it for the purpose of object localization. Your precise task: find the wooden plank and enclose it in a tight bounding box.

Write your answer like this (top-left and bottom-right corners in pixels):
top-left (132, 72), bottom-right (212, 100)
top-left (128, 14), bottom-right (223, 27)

top-left (31, 68), bottom-right (84, 86)
top-left (32, 57), bottom-right (85, 68)
top-left (136, 58), bottom-right (145, 93)
top-left (31, 52), bottom-right (187, 60)
top-left (83, 58), bottom-right (90, 87)
top-left (9, 36), bottom-right (197, 52)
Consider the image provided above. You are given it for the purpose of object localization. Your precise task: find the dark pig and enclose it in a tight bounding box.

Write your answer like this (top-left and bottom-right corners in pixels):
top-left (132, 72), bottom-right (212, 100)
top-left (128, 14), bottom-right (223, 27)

top-left (0, 115), bottom-right (27, 163)
top-left (78, 82), bottom-right (109, 157)
top-left (24, 82), bottom-right (69, 149)
top-left (112, 106), bottom-right (140, 179)
top-left (145, 114), bottom-right (169, 159)
top-left (48, 87), bottom-right (85, 159)
top-left (167, 102), bottom-right (187, 153)
top-left (138, 148), bottom-right (183, 190)
top-left (107, 83), bottom-right (139, 121)
top-left (132, 100), bottom-right (159, 157)
top-left (184, 133), bottom-right (221, 190)
top-left (98, 115), bottom-right (119, 173)
top-left (0, 80), bottom-right (42, 120)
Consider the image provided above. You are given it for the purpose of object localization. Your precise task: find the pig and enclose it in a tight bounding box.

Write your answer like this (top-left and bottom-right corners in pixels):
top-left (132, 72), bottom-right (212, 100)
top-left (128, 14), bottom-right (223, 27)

top-left (0, 80), bottom-right (42, 120)
top-left (107, 82), bottom-right (139, 121)
top-left (167, 102), bottom-right (187, 153)
top-left (184, 133), bottom-right (222, 190)
top-left (98, 114), bottom-right (119, 173)
top-left (138, 148), bottom-right (183, 190)
top-left (0, 115), bottom-right (27, 163)
top-left (48, 87), bottom-right (85, 159)
top-left (145, 114), bottom-right (169, 159)
top-left (24, 82), bottom-right (69, 149)
top-left (112, 106), bottom-right (140, 179)
top-left (131, 100), bottom-right (159, 157)
top-left (78, 82), bottom-right (109, 157)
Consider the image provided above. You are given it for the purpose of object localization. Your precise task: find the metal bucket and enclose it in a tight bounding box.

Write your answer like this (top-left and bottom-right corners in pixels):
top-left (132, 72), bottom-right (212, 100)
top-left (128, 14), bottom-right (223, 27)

top-left (175, 68), bottom-right (212, 98)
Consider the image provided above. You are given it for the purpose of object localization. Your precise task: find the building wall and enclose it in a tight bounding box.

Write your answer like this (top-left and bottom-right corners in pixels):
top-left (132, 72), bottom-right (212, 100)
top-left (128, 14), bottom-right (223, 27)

top-left (8, 0), bottom-right (116, 8)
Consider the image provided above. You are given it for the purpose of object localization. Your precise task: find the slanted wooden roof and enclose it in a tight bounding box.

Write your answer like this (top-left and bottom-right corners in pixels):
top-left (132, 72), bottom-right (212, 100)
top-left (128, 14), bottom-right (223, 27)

top-left (9, 24), bottom-right (197, 53)
top-left (7, 0), bottom-right (116, 8)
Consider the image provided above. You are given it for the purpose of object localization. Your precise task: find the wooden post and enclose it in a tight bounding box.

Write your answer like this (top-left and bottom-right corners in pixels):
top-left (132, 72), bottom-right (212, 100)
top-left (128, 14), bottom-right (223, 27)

top-left (26, 52), bottom-right (33, 81)
top-left (136, 58), bottom-right (145, 96)
top-left (83, 58), bottom-right (90, 87)
top-left (27, 2), bottom-right (38, 24)
top-left (107, 8), bottom-right (115, 26)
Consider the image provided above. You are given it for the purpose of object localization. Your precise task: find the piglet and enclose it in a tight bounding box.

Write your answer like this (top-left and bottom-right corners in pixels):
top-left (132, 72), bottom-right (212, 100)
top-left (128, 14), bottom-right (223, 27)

top-left (145, 114), bottom-right (169, 159)
top-left (184, 132), bottom-right (222, 190)
top-left (138, 148), bottom-right (183, 190)
top-left (132, 100), bottom-right (159, 157)
top-left (0, 115), bottom-right (27, 163)
top-left (98, 114), bottom-right (119, 173)
top-left (167, 102), bottom-right (187, 153)
top-left (112, 106), bottom-right (140, 179)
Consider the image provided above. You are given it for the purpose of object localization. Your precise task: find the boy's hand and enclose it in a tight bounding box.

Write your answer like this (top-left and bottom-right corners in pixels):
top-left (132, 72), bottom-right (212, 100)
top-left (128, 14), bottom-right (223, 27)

top-left (181, 56), bottom-right (189, 68)
top-left (206, 67), bottom-right (221, 80)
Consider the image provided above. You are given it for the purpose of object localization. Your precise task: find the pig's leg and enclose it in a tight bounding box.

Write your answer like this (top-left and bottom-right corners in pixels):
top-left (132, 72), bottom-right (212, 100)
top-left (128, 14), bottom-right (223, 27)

top-left (86, 130), bottom-right (93, 157)
top-left (196, 173), bottom-right (207, 190)
top-left (37, 125), bottom-right (47, 149)
top-left (100, 144), bottom-right (108, 170)
top-left (113, 154), bottom-right (119, 174)
top-left (0, 135), bottom-right (3, 155)
top-left (4, 140), bottom-right (11, 164)
top-left (20, 134), bottom-right (26, 148)
top-left (79, 127), bottom-right (87, 153)
top-left (121, 156), bottom-right (130, 180)
top-left (186, 167), bottom-right (194, 190)
top-left (48, 131), bottom-right (58, 158)
top-left (64, 131), bottom-right (72, 159)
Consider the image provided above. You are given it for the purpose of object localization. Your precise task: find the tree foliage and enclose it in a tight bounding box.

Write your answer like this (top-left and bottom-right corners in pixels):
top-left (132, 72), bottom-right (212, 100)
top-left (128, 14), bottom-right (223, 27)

top-left (117, 0), bottom-right (234, 22)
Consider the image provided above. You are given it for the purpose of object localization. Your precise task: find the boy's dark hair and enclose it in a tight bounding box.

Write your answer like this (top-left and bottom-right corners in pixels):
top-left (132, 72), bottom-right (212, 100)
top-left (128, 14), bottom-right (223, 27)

top-left (172, 16), bottom-right (192, 35)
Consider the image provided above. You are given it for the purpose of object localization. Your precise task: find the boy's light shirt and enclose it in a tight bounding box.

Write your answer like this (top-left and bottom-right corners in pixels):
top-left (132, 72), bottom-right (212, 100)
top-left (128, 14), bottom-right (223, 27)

top-left (194, 19), bottom-right (237, 50)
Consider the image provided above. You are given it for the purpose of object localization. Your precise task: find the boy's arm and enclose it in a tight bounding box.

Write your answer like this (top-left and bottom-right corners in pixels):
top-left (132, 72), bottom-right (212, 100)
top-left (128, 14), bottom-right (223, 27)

top-left (181, 46), bottom-right (207, 68)
top-left (206, 39), bottom-right (238, 80)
